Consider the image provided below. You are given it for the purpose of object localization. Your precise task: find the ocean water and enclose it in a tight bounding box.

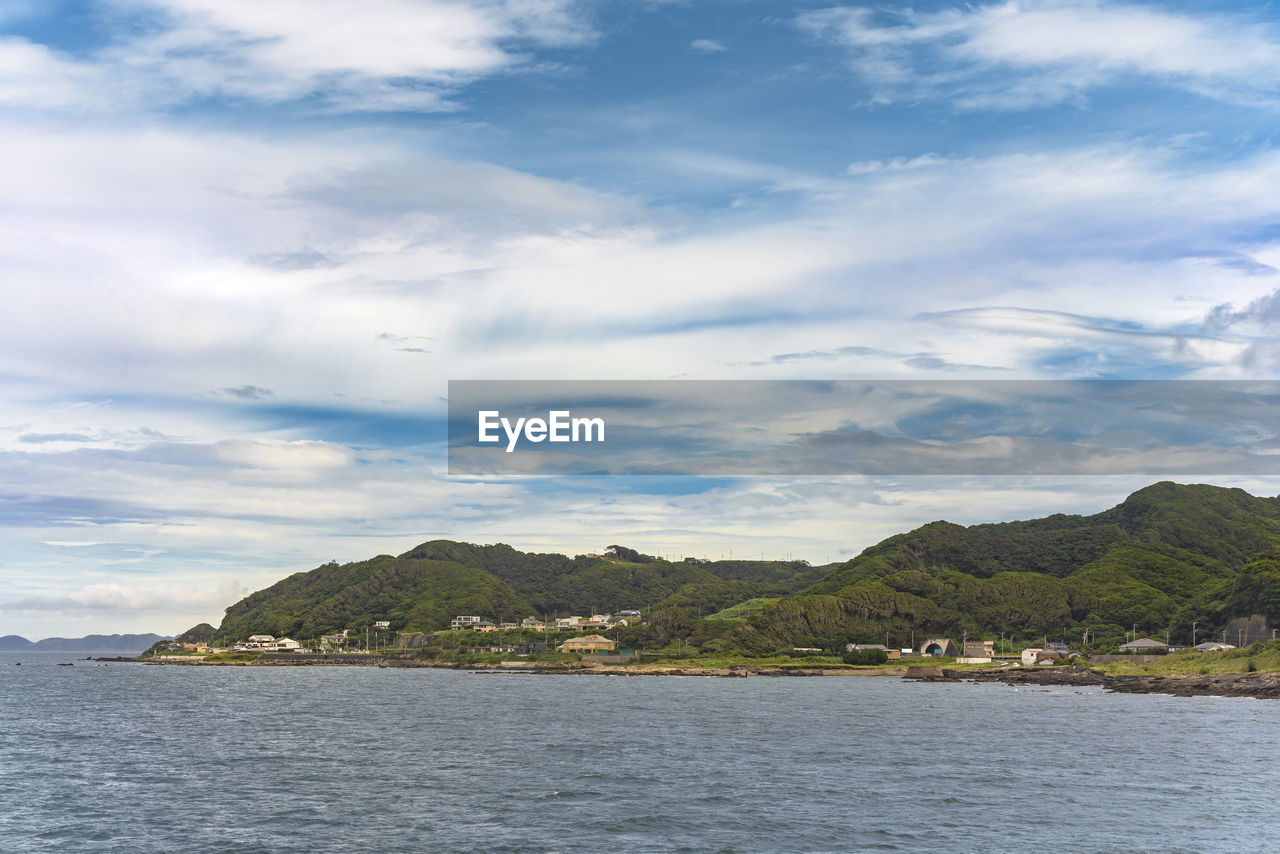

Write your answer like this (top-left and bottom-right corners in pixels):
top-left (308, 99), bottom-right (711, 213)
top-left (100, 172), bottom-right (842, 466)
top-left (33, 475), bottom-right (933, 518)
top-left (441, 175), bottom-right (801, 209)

top-left (1, 652), bottom-right (1278, 854)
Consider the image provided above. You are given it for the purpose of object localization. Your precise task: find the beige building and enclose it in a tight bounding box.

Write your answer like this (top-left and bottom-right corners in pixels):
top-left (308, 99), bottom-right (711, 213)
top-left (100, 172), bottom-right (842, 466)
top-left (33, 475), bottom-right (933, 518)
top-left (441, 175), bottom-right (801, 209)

top-left (557, 634), bottom-right (617, 654)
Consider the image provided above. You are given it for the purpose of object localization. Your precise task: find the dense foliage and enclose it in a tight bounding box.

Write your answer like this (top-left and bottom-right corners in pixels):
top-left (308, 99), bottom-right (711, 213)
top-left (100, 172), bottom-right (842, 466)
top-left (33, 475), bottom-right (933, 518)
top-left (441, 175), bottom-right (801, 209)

top-left (213, 483), bottom-right (1280, 656)
top-left (215, 545), bottom-right (827, 642)
top-left (176, 623), bottom-right (216, 643)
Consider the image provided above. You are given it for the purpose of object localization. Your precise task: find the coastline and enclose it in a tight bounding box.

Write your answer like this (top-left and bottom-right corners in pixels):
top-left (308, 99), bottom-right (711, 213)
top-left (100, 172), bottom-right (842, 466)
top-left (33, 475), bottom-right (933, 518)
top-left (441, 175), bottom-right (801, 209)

top-left (109, 655), bottom-right (1280, 698)
top-left (960, 665), bottom-right (1280, 700)
top-left (119, 656), bottom-right (906, 679)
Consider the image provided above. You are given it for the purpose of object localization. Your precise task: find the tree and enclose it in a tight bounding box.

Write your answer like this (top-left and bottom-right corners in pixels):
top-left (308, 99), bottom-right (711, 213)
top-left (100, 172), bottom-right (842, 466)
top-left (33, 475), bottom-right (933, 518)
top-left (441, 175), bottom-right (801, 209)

top-left (605, 545), bottom-right (653, 563)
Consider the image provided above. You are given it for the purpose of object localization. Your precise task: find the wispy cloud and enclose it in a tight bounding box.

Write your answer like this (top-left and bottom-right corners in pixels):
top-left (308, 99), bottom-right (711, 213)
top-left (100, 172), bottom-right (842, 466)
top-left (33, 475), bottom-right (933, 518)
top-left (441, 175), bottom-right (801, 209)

top-left (220, 385), bottom-right (274, 399)
top-left (1, 0), bottom-right (595, 113)
top-left (690, 38), bottom-right (727, 53)
top-left (4, 1), bottom-right (1280, 638)
top-left (798, 1), bottom-right (1280, 109)
top-left (0, 579), bottom-right (244, 613)
top-left (19, 433), bottom-right (94, 444)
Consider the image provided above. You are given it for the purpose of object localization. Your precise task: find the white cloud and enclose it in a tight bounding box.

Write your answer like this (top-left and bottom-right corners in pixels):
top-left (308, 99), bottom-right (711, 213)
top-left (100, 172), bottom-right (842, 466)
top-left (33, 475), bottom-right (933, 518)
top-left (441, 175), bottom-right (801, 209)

top-left (0, 37), bottom-right (103, 109)
top-left (690, 38), bottom-right (727, 53)
top-left (799, 1), bottom-right (1280, 109)
top-left (0, 0), bottom-right (593, 113)
top-left (0, 579), bottom-right (244, 613)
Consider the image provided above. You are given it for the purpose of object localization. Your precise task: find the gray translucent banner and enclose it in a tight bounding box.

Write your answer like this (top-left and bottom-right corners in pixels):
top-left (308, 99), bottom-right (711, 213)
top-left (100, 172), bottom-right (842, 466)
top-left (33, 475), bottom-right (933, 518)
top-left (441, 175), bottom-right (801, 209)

top-left (447, 380), bottom-right (1280, 475)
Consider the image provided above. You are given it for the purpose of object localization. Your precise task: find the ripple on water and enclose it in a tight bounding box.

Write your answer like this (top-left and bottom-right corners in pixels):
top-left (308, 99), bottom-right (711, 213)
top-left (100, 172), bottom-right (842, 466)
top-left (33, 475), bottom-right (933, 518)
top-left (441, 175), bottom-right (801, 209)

top-left (2, 663), bottom-right (1279, 853)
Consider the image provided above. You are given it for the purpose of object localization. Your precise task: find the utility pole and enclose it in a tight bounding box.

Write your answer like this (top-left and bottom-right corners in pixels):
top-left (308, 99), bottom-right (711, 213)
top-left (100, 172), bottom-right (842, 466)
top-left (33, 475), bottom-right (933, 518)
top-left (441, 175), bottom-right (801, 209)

top-left (1193, 622), bottom-right (1198, 647)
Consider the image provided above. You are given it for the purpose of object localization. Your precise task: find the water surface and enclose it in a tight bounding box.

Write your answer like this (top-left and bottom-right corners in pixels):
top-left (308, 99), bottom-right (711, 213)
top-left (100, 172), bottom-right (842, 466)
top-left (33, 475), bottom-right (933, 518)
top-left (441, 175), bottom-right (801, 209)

top-left (1, 654), bottom-right (1276, 853)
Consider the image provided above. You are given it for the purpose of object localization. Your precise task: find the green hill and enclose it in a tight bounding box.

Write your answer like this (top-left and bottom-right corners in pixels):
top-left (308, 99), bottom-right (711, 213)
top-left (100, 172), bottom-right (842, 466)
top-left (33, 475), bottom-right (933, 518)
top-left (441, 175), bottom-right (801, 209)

top-left (214, 544), bottom-right (825, 642)
top-left (211, 482), bottom-right (1280, 653)
top-left (726, 482), bottom-right (1280, 650)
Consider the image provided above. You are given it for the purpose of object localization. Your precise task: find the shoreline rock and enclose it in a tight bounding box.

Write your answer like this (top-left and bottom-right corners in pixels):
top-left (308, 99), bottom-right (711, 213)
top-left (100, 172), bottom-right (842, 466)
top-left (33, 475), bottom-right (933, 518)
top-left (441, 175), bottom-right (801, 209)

top-left (942, 665), bottom-right (1280, 700)
top-left (121, 655), bottom-right (1280, 697)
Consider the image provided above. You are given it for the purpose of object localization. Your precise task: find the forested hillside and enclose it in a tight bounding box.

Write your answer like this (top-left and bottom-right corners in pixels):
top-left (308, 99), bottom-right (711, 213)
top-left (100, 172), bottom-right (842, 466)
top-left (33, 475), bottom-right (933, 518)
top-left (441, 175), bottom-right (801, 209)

top-left (216, 543), bottom-right (825, 641)
top-left (715, 482), bottom-right (1280, 650)
top-left (213, 483), bottom-right (1280, 652)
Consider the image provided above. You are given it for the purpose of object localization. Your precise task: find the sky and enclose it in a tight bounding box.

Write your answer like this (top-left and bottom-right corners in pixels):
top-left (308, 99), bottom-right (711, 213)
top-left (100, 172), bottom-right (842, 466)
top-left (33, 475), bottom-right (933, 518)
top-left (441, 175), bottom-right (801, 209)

top-left (3, 0), bottom-right (1280, 639)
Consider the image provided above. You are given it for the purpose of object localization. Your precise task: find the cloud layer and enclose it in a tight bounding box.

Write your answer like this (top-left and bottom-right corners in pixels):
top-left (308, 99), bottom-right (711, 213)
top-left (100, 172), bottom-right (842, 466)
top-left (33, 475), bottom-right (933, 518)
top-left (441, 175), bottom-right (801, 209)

top-left (799, 0), bottom-right (1280, 109)
top-left (2, 1), bottom-right (1280, 637)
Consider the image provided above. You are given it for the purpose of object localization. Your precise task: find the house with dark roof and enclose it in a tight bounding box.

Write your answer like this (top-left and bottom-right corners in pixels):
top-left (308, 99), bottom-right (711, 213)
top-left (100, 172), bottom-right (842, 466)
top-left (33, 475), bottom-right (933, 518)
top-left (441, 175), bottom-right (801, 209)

top-left (1119, 638), bottom-right (1167, 652)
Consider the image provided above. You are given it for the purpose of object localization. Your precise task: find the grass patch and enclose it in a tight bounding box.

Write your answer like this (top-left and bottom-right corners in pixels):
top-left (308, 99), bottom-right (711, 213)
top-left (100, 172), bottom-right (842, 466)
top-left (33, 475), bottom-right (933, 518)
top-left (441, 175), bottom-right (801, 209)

top-left (1094, 640), bottom-right (1280, 675)
top-left (705, 598), bottom-right (779, 621)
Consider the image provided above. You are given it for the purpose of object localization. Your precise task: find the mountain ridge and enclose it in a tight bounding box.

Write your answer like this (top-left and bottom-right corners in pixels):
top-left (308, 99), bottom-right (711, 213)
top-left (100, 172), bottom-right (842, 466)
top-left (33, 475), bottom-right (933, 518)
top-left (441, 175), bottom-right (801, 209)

top-left (209, 482), bottom-right (1280, 652)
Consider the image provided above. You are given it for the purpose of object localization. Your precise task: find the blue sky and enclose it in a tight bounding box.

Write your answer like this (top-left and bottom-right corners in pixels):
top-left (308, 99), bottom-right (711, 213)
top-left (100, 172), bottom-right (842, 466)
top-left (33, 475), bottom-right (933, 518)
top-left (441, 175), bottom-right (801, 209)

top-left (2, 0), bottom-right (1280, 638)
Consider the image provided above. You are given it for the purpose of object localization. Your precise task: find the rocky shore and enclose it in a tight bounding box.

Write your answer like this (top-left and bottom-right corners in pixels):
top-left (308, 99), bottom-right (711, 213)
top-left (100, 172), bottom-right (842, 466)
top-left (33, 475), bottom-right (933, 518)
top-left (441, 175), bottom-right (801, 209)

top-left (120, 655), bottom-right (1280, 698)
top-left (936, 665), bottom-right (1280, 700)
top-left (126, 655), bottom-right (904, 678)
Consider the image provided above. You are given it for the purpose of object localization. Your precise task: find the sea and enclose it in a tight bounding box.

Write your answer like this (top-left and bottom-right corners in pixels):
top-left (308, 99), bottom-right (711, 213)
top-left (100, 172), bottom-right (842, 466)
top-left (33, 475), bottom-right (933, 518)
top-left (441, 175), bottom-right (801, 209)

top-left (1, 651), bottom-right (1278, 854)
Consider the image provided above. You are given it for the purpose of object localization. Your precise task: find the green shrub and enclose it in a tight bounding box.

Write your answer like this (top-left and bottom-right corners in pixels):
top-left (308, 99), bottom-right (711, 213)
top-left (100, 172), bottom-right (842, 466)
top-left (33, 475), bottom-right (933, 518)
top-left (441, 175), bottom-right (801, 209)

top-left (842, 648), bottom-right (890, 666)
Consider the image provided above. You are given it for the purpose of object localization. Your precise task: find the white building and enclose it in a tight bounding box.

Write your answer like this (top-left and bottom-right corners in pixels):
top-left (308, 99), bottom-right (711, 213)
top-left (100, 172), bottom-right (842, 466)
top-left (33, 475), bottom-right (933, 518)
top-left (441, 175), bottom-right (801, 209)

top-left (451, 615), bottom-right (483, 631)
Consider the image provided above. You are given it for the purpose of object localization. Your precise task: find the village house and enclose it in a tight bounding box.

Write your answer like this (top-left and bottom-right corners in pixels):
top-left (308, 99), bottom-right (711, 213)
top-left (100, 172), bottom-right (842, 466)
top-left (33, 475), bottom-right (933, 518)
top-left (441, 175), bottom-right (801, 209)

top-left (466, 642), bottom-right (550, 655)
top-left (1194, 641), bottom-right (1235, 651)
top-left (557, 634), bottom-right (616, 654)
top-left (521, 617), bottom-right (547, 630)
top-left (320, 630), bottom-right (349, 651)
top-left (963, 640), bottom-right (995, 657)
top-left (471, 622), bottom-right (499, 632)
top-left (846, 643), bottom-right (901, 660)
top-left (465, 644), bottom-right (519, 655)
top-left (515, 642), bottom-right (549, 655)
top-left (1119, 638), bottom-right (1168, 653)
top-left (1020, 647), bottom-right (1044, 666)
top-left (450, 616), bottom-right (483, 631)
